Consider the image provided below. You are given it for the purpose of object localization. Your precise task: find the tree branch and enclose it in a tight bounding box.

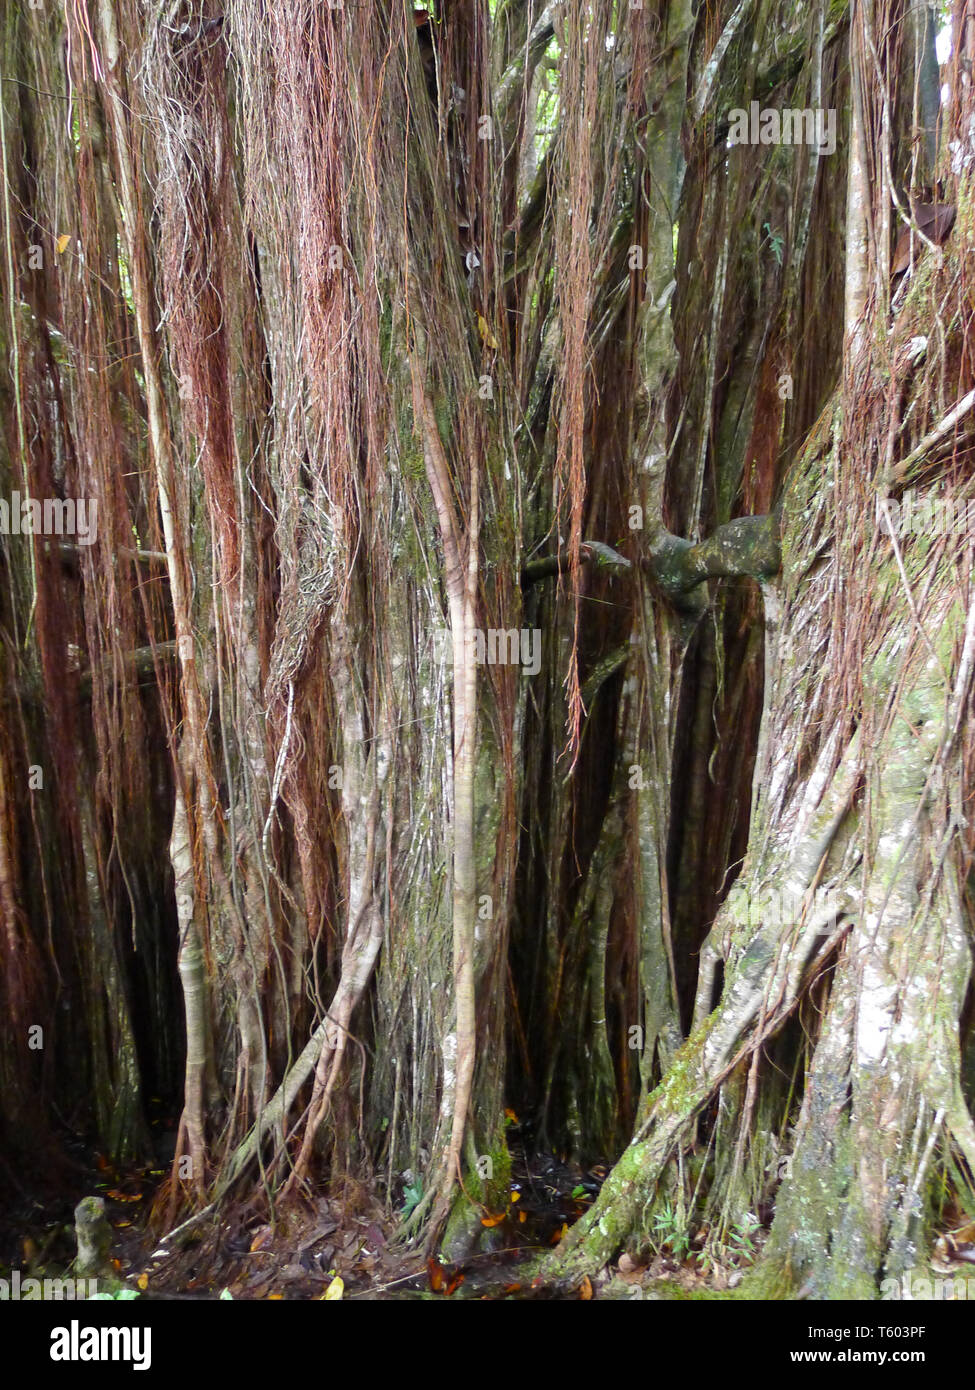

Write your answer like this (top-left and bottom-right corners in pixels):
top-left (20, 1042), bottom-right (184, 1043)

top-left (645, 514), bottom-right (781, 602)
top-left (520, 539), bottom-right (631, 588)
top-left (77, 641), bottom-right (178, 700)
top-left (521, 519), bottom-right (780, 600)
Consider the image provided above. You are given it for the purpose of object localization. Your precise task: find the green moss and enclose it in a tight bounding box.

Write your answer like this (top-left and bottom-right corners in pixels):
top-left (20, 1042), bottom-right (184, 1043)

top-left (738, 1254), bottom-right (797, 1300)
top-left (466, 1129), bottom-right (512, 1209)
top-left (643, 1279), bottom-right (742, 1300)
top-left (438, 1128), bottom-right (515, 1263)
top-left (441, 1197), bottom-right (487, 1263)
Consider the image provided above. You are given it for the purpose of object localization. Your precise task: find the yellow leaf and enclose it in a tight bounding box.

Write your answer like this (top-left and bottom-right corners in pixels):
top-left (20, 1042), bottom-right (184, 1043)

top-left (322, 1275), bottom-right (344, 1301)
top-left (267, 1293), bottom-right (283, 1300)
top-left (137, 1273), bottom-right (148, 1291)
top-left (476, 314), bottom-right (498, 350)
top-left (509, 1190), bottom-right (520, 1203)
top-left (56, 234), bottom-right (70, 254)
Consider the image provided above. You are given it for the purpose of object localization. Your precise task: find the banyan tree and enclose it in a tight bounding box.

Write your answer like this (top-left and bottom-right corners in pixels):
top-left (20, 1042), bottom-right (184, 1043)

top-left (2, 0), bottom-right (974, 1298)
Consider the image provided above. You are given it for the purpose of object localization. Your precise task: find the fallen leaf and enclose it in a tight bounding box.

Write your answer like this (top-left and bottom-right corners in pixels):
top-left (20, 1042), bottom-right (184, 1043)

top-left (249, 1225), bottom-right (273, 1252)
top-left (136, 1273), bottom-right (149, 1291)
top-left (322, 1275), bottom-right (344, 1301)
top-left (267, 1293), bottom-right (283, 1300)
top-left (297, 1219), bottom-right (339, 1252)
top-left (579, 1275), bottom-right (593, 1300)
top-left (56, 234), bottom-right (70, 254)
top-left (480, 1212), bottom-right (505, 1228)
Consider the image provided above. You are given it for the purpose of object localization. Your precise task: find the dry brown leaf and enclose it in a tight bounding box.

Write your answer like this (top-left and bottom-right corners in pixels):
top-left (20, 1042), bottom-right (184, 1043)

top-left (249, 1225), bottom-right (273, 1252)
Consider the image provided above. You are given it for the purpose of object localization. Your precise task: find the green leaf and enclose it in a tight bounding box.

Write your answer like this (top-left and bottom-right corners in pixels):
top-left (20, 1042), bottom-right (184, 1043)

top-left (401, 1176), bottom-right (424, 1218)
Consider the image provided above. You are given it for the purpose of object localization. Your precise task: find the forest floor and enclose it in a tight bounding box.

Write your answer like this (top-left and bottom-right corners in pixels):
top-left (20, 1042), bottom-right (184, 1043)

top-left (1, 1122), bottom-right (762, 1300)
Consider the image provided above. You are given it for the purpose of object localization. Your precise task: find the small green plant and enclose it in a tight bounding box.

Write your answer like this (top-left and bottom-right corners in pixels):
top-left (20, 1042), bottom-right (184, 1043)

top-left (762, 222), bottom-right (785, 265)
top-left (728, 1211), bottom-right (761, 1263)
top-left (693, 1237), bottom-right (715, 1274)
top-left (89, 1287), bottom-right (140, 1301)
top-left (651, 1202), bottom-right (692, 1260)
top-left (400, 1175), bottom-right (424, 1219)
top-left (689, 1212), bottom-right (761, 1274)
